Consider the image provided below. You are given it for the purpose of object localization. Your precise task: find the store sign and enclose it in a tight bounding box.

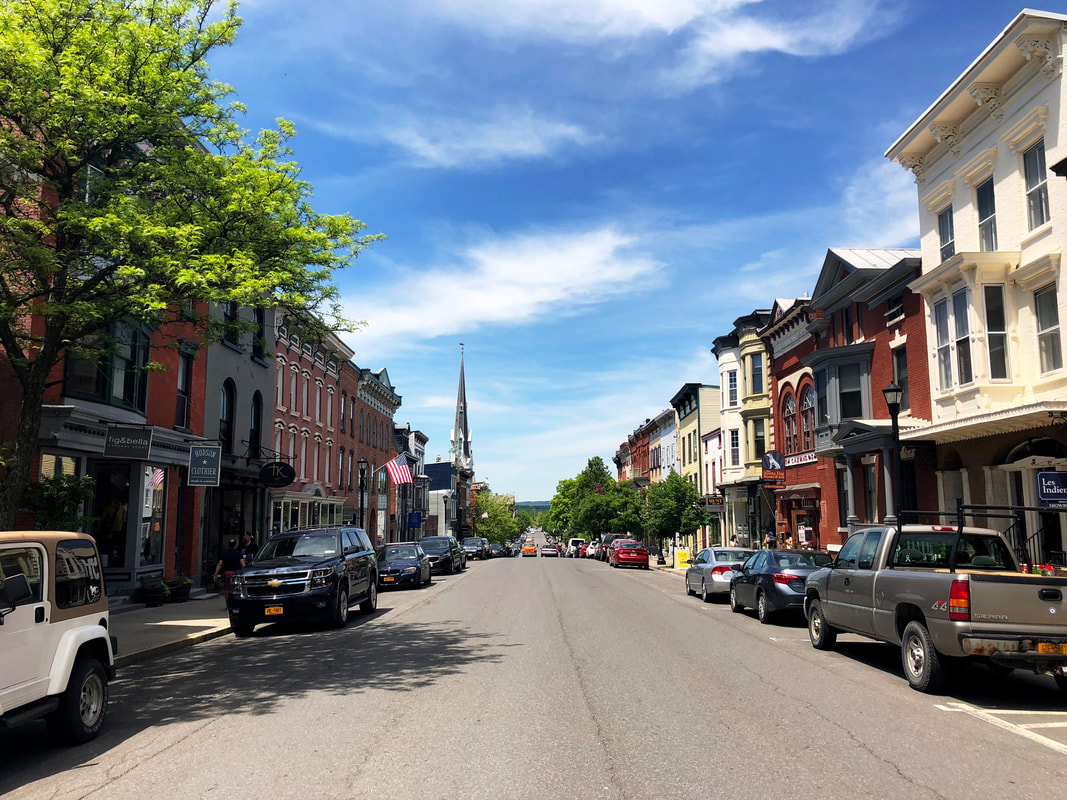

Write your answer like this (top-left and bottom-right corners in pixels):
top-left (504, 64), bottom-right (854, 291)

top-left (408, 512), bottom-right (422, 529)
top-left (1037, 470), bottom-right (1067, 510)
top-left (188, 445), bottom-right (222, 487)
top-left (785, 452), bottom-right (818, 467)
top-left (104, 425), bottom-right (153, 460)
top-left (762, 451), bottom-right (785, 485)
top-left (260, 461), bottom-right (296, 488)
top-left (705, 497), bottom-right (724, 513)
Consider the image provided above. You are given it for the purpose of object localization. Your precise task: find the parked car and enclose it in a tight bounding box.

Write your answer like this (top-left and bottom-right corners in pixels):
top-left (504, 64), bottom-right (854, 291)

top-left (598, 533), bottom-right (630, 561)
top-left (804, 519), bottom-right (1067, 694)
top-left (481, 537), bottom-right (492, 557)
top-left (227, 525), bottom-right (378, 636)
top-left (377, 542), bottom-right (432, 589)
top-left (490, 542), bottom-right (505, 558)
top-left (522, 541), bottom-right (538, 557)
top-left (462, 536), bottom-right (485, 560)
top-left (685, 547), bottom-right (756, 602)
top-left (540, 545), bottom-right (559, 557)
top-left (730, 549), bottom-right (831, 623)
top-left (610, 540), bottom-right (649, 569)
top-left (586, 541), bottom-right (600, 559)
top-left (579, 542), bottom-right (589, 558)
top-left (566, 538), bottom-right (585, 557)
top-left (419, 535), bottom-right (466, 574)
top-left (0, 531), bottom-right (117, 743)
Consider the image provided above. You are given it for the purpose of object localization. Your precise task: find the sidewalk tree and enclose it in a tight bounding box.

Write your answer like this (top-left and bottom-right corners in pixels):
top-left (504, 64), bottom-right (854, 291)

top-left (0, 0), bottom-right (381, 528)
top-left (644, 471), bottom-right (709, 553)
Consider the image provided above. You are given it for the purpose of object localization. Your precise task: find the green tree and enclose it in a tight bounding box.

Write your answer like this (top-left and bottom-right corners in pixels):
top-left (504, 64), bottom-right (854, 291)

top-left (470, 491), bottom-right (517, 544)
top-left (644, 471), bottom-right (709, 552)
top-left (544, 477), bottom-right (576, 537)
top-left (514, 509), bottom-right (534, 535)
top-left (0, 0), bottom-right (381, 528)
top-left (21, 473), bottom-right (97, 531)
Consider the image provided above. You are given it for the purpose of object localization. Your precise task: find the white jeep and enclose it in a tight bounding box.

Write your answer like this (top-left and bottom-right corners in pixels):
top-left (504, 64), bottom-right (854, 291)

top-left (0, 531), bottom-right (117, 743)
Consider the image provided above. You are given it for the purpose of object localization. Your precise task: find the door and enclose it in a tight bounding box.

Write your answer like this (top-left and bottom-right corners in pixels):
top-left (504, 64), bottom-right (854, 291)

top-left (846, 530), bottom-right (884, 633)
top-left (0, 544), bottom-right (50, 709)
top-left (341, 531), bottom-right (363, 600)
top-left (688, 549), bottom-right (709, 590)
top-left (736, 553), bottom-right (764, 606)
top-left (824, 532), bottom-right (864, 629)
top-left (355, 530), bottom-right (375, 597)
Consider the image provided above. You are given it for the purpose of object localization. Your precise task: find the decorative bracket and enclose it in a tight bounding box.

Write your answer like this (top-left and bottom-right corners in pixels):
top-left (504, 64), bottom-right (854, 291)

top-left (1015, 36), bottom-right (1060, 76)
top-left (929, 123), bottom-right (961, 157)
top-left (898, 153), bottom-right (926, 185)
top-left (968, 83), bottom-right (1004, 121)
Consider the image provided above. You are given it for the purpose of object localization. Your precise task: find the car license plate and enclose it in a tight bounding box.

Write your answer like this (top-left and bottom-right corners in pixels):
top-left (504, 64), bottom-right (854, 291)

top-left (265, 606), bottom-right (283, 616)
top-left (383, 576), bottom-right (395, 582)
top-left (1037, 642), bottom-right (1067, 654)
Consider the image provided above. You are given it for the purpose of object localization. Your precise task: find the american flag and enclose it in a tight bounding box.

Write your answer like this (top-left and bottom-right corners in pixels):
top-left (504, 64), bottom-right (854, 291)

top-left (148, 468), bottom-right (165, 490)
top-left (384, 456), bottom-right (412, 485)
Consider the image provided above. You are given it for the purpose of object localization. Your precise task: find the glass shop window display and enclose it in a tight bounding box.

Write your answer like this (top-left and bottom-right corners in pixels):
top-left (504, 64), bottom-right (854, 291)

top-left (139, 466), bottom-right (166, 567)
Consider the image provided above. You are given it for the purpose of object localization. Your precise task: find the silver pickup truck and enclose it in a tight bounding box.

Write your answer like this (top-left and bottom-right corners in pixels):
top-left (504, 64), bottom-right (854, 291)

top-left (804, 523), bottom-right (1067, 694)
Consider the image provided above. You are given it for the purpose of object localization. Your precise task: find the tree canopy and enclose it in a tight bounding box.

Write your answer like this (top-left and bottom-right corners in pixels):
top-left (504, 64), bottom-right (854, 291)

top-left (644, 471), bottom-right (709, 544)
top-left (470, 491), bottom-right (518, 544)
top-left (0, 0), bottom-right (380, 527)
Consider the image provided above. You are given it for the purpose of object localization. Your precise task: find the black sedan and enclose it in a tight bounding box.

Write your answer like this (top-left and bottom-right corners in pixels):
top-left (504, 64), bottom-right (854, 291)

top-left (419, 535), bottom-right (465, 574)
top-left (377, 543), bottom-right (432, 589)
top-left (729, 549), bottom-right (833, 624)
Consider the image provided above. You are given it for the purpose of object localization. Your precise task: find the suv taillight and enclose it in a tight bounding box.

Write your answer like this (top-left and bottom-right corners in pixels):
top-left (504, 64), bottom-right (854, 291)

top-left (949, 579), bottom-right (970, 621)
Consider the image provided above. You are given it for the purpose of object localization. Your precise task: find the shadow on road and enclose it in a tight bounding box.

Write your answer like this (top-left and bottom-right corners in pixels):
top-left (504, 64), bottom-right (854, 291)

top-left (0, 615), bottom-right (513, 793)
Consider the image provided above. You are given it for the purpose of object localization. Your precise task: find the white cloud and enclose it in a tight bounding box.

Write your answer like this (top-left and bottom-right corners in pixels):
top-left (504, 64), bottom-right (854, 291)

top-left (341, 226), bottom-right (662, 359)
top-left (415, 0), bottom-right (752, 39)
top-left (840, 158), bottom-right (919, 247)
top-left (304, 107), bottom-right (599, 168)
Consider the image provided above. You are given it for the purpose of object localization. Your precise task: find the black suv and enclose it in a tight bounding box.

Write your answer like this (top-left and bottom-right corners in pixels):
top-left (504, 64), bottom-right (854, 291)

top-left (419, 535), bottom-right (466, 573)
top-left (227, 526), bottom-right (378, 636)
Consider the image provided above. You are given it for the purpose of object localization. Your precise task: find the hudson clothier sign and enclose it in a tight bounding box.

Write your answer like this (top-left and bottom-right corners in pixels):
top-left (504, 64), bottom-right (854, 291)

top-left (188, 446), bottom-right (223, 487)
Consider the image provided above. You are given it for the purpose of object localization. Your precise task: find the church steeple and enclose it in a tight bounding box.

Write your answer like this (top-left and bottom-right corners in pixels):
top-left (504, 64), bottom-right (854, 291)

top-left (452, 344), bottom-right (473, 470)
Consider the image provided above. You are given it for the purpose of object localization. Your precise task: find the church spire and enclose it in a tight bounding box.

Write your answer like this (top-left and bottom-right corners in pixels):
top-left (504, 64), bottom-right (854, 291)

top-left (452, 344), bottom-right (473, 469)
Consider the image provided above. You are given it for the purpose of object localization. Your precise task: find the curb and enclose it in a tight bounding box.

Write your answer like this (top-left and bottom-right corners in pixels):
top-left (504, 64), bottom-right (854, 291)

top-left (114, 625), bottom-right (232, 669)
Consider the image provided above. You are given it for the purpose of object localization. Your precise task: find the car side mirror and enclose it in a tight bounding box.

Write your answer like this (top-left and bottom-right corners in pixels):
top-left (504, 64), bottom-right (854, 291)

top-left (0, 573), bottom-right (33, 623)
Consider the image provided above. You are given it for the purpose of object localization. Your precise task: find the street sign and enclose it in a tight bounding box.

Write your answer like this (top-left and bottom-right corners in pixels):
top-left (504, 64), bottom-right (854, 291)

top-left (104, 425), bottom-right (153, 460)
top-left (187, 445), bottom-right (222, 487)
top-left (407, 512), bottom-right (422, 529)
top-left (259, 461), bottom-right (296, 488)
top-left (762, 450), bottom-right (785, 485)
top-left (1037, 470), bottom-right (1067, 509)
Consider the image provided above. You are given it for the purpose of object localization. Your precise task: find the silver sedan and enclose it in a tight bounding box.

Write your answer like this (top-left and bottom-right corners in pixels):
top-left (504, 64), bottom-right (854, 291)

top-left (685, 547), bottom-right (755, 602)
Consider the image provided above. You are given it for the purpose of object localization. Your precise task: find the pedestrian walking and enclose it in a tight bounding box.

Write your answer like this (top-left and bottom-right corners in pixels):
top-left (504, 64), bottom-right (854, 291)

top-left (241, 531), bottom-right (259, 562)
top-left (784, 532), bottom-right (795, 549)
top-left (214, 537), bottom-right (245, 599)
top-left (729, 534), bottom-right (739, 547)
top-left (763, 531), bottom-right (777, 550)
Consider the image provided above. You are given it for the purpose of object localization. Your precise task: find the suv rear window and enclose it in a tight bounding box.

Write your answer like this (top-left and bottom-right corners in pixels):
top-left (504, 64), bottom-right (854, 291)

top-left (55, 539), bottom-right (104, 608)
top-left (892, 532), bottom-right (1015, 570)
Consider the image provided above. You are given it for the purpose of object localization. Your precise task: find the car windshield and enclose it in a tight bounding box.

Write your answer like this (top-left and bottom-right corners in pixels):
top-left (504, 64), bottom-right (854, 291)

top-left (383, 546), bottom-right (419, 561)
top-left (463, 538), bottom-right (481, 545)
top-left (258, 534), bottom-right (338, 559)
top-left (773, 552), bottom-right (821, 568)
top-left (420, 538), bottom-right (449, 549)
top-left (714, 549), bottom-right (754, 562)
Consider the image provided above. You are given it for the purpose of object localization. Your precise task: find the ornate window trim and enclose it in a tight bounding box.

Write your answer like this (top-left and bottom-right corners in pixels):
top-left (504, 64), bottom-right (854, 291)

top-left (956, 147), bottom-right (997, 187)
top-left (1002, 105), bottom-right (1049, 153)
top-left (1013, 252), bottom-right (1061, 291)
top-left (922, 178), bottom-right (956, 213)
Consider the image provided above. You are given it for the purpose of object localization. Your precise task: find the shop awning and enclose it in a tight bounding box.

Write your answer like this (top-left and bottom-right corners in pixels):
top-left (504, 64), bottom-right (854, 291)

top-left (774, 482), bottom-right (821, 499)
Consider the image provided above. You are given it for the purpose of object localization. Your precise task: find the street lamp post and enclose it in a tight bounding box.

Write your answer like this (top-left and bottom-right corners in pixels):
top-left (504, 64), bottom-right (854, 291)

top-left (358, 457), bottom-right (368, 530)
top-left (882, 381), bottom-right (903, 526)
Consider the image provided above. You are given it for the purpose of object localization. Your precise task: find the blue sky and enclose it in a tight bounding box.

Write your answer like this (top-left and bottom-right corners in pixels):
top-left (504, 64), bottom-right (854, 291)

top-left (208, 0), bottom-right (1029, 501)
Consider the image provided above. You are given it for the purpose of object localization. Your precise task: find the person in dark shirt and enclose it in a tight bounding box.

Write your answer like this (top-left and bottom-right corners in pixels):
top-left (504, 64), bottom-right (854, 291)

top-left (214, 538), bottom-right (245, 598)
top-left (241, 531), bottom-right (259, 562)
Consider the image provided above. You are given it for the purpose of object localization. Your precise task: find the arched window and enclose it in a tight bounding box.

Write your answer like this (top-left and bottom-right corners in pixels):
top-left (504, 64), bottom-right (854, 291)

top-left (800, 386), bottom-right (816, 450)
top-left (782, 393), bottom-right (797, 455)
top-left (220, 380), bottom-right (236, 454)
top-left (249, 391), bottom-right (263, 459)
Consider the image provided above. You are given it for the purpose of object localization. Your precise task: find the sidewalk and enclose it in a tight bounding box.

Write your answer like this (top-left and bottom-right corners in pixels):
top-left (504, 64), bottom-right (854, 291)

top-left (109, 592), bottom-right (232, 668)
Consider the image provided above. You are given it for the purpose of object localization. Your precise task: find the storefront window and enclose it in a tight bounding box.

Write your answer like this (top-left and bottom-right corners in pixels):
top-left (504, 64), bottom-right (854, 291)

top-left (92, 462), bottom-right (131, 568)
top-left (139, 466), bottom-right (165, 566)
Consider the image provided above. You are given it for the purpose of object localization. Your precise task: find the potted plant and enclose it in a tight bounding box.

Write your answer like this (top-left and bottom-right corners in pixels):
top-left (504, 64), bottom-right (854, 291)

top-left (139, 576), bottom-right (169, 607)
top-left (166, 575), bottom-right (193, 603)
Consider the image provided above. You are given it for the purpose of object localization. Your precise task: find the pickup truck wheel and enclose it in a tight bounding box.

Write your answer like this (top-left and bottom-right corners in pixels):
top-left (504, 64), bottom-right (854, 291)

top-left (901, 620), bottom-right (945, 693)
top-left (807, 600), bottom-right (837, 650)
top-left (360, 580), bottom-right (378, 614)
top-left (701, 580), bottom-right (710, 603)
top-left (47, 657), bottom-right (108, 744)
top-left (333, 585), bottom-right (349, 627)
top-left (729, 587), bottom-right (743, 613)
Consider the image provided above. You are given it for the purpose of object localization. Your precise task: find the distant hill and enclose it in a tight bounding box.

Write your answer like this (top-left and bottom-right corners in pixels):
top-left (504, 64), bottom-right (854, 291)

top-left (516, 500), bottom-right (550, 515)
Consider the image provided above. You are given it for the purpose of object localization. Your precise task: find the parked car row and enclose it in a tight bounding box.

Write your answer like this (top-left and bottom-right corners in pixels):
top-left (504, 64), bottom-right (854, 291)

top-left (559, 536), bottom-right (650, 568)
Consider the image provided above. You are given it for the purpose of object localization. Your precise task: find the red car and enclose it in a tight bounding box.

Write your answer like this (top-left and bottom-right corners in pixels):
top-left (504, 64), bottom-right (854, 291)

top-left (579, 542), bottom-right (589, 558)
top-left (609, 540), bottom-right (649, 569)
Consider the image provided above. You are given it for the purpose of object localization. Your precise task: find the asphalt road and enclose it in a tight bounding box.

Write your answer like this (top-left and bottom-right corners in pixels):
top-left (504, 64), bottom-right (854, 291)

top-left (3, 547), bottom-right (1067, 800)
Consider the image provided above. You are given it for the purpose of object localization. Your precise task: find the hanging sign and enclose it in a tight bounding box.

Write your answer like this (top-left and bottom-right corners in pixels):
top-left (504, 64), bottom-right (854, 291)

top-left (762, 451), bottom-right (785, 485)
top-left (1037, 470), bottom-right (1067, 510)
top-left (259, 461), bottom-right (296, 488)
top-left (188, 445), bottom-right (222, 487)
top-left (104, 425), bottom-right (153, 460)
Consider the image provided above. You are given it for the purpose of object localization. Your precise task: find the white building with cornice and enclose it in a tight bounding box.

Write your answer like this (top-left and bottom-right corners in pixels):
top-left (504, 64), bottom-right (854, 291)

top-left (886, 8), bottom-right (1067, 564)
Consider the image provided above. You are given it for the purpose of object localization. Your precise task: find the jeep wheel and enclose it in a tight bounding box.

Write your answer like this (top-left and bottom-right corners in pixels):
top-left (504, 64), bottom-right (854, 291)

top-left (360, 580), bottom-right (378, 614)
top-left (48, 657), bottom-right (108, 744)
top-left (334, 585), bottom-right (350, 627)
